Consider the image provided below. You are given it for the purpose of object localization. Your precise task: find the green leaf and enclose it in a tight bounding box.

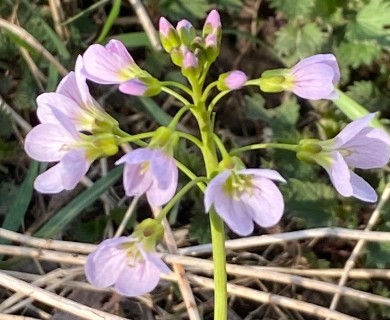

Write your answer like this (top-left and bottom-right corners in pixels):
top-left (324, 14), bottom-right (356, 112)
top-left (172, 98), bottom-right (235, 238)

top-left (244, 94), bottom-right (300, 140)
top-left (269, 0), bottom-right (315, 19)
top-left (275, 22), bottom-right (327, 62)
top-left (346, 0), bottom-right (390, 47)
top-left (0, 161), bottom-right (38, 244)
top-left (35, 166), bottom-right (123, 238)
top-left (366, 242), bottom-right (390, 268)
top-left (346, 80), bottom-right (390, 112)
top-left (283, 178), bottom-right (338, 227)
top-left (72, 216), bottom-right (107, 243)
top-left (338, 41), bottom-right (381, 68)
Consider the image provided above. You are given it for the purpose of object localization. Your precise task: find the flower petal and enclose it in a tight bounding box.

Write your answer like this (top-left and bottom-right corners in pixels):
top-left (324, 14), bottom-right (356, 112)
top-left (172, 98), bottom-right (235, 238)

top-left (24, 123), bottom-right (76, 162)
top-left (82, 40), bottom-right (134, 84)
top-left (291, 64), bottom-right (336, 100)
top-left (36, 92), bottom-right (93, 131)
top-left (204, 170), bottom-right (231, 212)
top-left (321, 151), bottom-right (354, 197)
top-left (240, 169), bottom-right (286, 183)
top-left (114, 259), bottom-right (162, 297)
top-left (34, 163), bottom-right (66, 193)
top-left (244, 177), bottom-right (284, 228)
top-left (85, 237), bottom-right (130, 288)
top-left (119, 79), bottom-right (147, 96)
top-left (292, 54), bottom-right (340, 83)
top-left (342, 127), bottom-right (390, 169)
top-left (61, 150), bottom-right (90, 190)
top-left (333, 113), bottom-right (376, 147)
top-left (349, 171), bottom-right (378, 202)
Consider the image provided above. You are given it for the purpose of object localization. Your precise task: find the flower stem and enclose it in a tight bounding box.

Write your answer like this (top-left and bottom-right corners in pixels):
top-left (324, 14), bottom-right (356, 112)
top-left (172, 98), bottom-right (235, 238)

top-left (161, 86), bottom-right (191, 105)
top-left (161, 81), bottom-right (193, 96)
top-left (117, 131), bottom-right (156, 144)
top-left (230, 142), bottom-right (299, 155)
top-left (191, 79), bottom-right (228, 320)
top-left (155, 177), bottom-right (207, 223)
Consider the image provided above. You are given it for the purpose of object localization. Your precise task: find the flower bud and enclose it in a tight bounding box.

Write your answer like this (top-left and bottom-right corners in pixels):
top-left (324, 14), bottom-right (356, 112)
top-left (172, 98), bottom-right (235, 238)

top-left (159, 17), bottom-right (180, 53)
top-left (217, 71), bottom-right (248, 91)
top-left (176, 20), bottom-right (196, 47)
top-left (181, 50), bottom-right (199, 79)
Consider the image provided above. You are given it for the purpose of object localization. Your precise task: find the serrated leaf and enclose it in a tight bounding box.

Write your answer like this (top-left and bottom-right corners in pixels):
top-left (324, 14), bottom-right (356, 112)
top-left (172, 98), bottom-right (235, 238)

top-left (338, 41), bottom-right (381, 68)
top-left (244, 94), bottom-right (300, 140)
top-left (275, 22), bottom-right (327, 61)
top-left (269, 0), bottom-right (315, 19)
top-left (346, 80), bottom-right (390, 112)
top-left (282, 178), bottom-right (338, 227)
top-left (346, 0), bottom-right (390, 47)
top-left (366, 242), bottom-right (390, 268)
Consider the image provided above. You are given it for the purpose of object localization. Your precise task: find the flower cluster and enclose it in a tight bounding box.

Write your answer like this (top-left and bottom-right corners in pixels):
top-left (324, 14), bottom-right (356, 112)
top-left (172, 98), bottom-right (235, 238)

top-left (22, 8), bottom-right (390, 302)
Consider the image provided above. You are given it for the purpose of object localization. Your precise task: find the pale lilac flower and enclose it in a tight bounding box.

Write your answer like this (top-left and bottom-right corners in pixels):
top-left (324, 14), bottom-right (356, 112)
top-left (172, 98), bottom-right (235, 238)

top-left (115, 148), bottom-right (178, 207)
top-left (24, 108), bottom-right (92, 193)
top-left (82, 39), bottom-right (143, 84)
top-left (218, 70), bottom-right (247, 90)
top-left (299, 113), bottom-right (390, 202)
top-left (85, 237), bottom-right (170, 297)
top-left (204, 169), bottom-right (286, 236)
top-left (289, 54), bottom-right (340, 100)
top-left (37, 56), bottom-right (116, 132)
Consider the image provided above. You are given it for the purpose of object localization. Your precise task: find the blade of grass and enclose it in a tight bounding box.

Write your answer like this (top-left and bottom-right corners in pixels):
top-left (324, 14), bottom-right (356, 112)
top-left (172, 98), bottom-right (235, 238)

top-left (97, 0), bottom-right (122, 43)
top-left (0, 161), bottom-right (39, 240)
top-left (62, 0), bottom-right (110, 25)
top-left (137, 97), bottom-right (172, 126)
top-left (110, 32), bottom-right (150, 48)
top-left (35, 166), bottom-right (123, 238)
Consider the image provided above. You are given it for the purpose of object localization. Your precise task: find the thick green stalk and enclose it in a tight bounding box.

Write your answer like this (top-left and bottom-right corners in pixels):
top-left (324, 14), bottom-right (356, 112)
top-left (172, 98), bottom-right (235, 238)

top-left (191, 85), bottom-right (228, 320)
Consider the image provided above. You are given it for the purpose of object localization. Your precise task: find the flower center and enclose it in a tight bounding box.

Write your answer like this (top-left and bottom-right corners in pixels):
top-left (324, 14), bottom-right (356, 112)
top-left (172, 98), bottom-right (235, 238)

top-left (223, 173), bottom-right (254, 200)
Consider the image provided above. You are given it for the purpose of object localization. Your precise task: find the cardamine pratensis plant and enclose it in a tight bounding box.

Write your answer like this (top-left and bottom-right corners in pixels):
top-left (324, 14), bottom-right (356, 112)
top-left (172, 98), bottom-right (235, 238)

top-left (23, 9), bottom-right (390, 319)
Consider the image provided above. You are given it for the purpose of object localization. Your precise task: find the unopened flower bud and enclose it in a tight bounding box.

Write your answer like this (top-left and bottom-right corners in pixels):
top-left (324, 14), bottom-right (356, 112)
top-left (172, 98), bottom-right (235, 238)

top-left (159, 17), bottom-right (180, 53)
top-left (217, 71), bottom-right (247, 91)
top-left (182, 50), bottom-right (199, 78)
top-left (176, 20), bottom-right (196, 47)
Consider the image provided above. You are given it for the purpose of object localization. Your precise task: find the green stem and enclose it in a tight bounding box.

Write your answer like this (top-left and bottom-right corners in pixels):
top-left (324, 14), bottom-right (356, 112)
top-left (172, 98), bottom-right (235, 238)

top-left (161, 87), bottom-right (191, 105)
top-left (175, 160), bottom-right (206, 192)
top-left (177, 132), bottom-right (203, 150)
top-left (208, 90), bottom-right (231, 113)
top-left (168, 105), bottom-right (192, 129)
top-left (160, 81), bottom-right (193, 96)
top-left (213, 134), bottom-right (230, 159)
top-left (202, 80), bottom-right (218, 101)
top-left (155, 176), bottom-right (207, 223)
top-left (230, 142), bottom-right (299, 155)
top-left (117, 131), bottom-right (156, 144)
top-left (191, 81), bottom-right (227, 320)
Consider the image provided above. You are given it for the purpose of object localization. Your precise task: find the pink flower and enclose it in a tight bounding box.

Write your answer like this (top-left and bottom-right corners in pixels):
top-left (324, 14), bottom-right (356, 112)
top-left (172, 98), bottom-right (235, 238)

top-left (115, 148), bottom-right (178, 207)
top-left (298, 113), bottom-right (390, 202)
top-left (289, 54), bottom-right (340, 100)
top-left (36, 56), bottom-right (117, 132)
top-left (204, 169), bottom-right (286, 236)
top-left (85, 237), bottom-right (170, 297)
top-left (82, 39), bottom-right (141, 84)
top-left (203, 10), bottom-right (221, 33)
top-left (24, 108), bottom-right (92, 193)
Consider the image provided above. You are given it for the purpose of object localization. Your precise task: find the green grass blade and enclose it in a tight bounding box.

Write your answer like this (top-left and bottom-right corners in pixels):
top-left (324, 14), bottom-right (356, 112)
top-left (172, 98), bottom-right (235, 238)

top-left (137, 97), bottom-right (173, 126)
top-left (35, 166), bottom-right (123, 238)
top-left (97, 0), bottom-right (122, 43)
top-left (110, 32), bottom-right (151, 48)
top-left (1, 161), bottom-right (39, 235)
